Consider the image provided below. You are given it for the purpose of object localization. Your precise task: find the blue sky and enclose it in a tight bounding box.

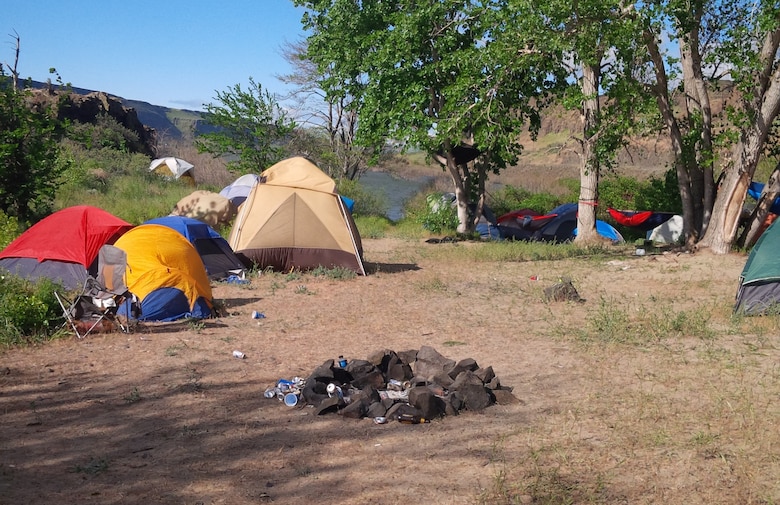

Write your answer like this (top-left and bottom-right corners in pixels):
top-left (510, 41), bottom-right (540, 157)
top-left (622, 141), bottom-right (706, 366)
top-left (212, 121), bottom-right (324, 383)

top-left (3, 1), bottom-right (308, 110)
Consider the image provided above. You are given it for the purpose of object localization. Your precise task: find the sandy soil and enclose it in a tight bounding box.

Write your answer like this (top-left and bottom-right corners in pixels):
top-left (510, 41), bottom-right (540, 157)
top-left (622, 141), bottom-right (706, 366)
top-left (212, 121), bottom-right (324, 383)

top-left (1, 237), bottom-right (767, 505)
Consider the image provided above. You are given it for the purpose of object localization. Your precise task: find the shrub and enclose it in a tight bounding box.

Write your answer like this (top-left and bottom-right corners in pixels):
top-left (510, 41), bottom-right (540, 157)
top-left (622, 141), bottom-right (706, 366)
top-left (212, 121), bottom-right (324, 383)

top-left (488, 185), bottom-right (564, 217)
top-left (337, 178), bottom-right (388, 218)
top-left (0, 275), bottom-right (65, 347)
top-left (0, 210), bottom-right (21, 250)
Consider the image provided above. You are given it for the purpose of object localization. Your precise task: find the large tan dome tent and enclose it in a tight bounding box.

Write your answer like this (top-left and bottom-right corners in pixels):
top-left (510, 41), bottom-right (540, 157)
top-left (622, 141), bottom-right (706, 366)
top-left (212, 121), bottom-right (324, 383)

top-left (229, 157), bottom-right (365, 275)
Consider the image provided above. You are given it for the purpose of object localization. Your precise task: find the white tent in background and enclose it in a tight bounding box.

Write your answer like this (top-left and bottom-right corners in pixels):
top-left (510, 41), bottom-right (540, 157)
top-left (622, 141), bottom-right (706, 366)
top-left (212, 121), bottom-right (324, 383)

top-left (648, 215), bottom-right (684, 244)
top-left (148, 157), bottom-right (195, 180)
top-left (219, 173), bottom-right (261, 207)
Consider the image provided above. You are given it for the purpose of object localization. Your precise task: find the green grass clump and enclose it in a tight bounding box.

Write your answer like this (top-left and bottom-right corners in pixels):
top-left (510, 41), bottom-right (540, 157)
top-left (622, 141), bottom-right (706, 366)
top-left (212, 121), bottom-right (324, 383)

top-left (355, 215), bottom-right (393, 239)
top-left (0, 275), bottom-right (67, 347)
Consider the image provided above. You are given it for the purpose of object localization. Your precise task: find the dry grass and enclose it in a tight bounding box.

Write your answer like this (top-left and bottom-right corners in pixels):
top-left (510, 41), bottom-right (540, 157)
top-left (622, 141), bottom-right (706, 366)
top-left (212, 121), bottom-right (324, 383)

top-left (2, 238), bottom-right (778, 504)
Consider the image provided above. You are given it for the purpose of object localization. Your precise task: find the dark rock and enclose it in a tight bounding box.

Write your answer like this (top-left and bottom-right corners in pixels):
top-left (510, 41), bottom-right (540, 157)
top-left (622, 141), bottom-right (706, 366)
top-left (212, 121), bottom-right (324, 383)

top-left (351, 369), bottom-right (385, 389)
top-left (487, 377), bottom-right (504, 391)
top-left (366, 349), bottom-right (391, 368)
top-left (387, 361), bottom-right (413, 381)
top-left (441, 393), bottom-right (462, 416)
top-left (448, 358), bottom-right (479, 379)
top-left (428, 371), bottom-right (454, 388)
top-left (544, 277), bottom-right (585, 303)
top-left (315, 396), bottom-right (341, 415)
top-left (309, 360), bottom-right (336, 381)
top-left (386, 402), bottom-right (422, 420)
top-left (450, 370), bottom-right (484, 391)
top-left (408, 387), bottom-right (445, 419)
top-left (301, 378), bottom-right (330, 405)
top-left (413, 345), bottom-right (456, 380)
top-left (492, 389), bottom-right (521, 405)
top-left (339, 398), bottom-right (367, 419)
top-left (475, 366), bottom-right (495, 384)
top-left (455, 384), bottom-right (492, 411)
top-left (366, 401), bottom-right (387, 418)
top-left (346, 360), bottom-right (378, 379)
top-left (397, 349), bottom-right (419, 365)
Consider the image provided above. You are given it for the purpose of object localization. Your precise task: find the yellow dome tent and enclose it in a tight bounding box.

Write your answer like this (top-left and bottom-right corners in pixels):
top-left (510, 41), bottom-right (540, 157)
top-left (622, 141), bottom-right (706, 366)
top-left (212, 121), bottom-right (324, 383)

top-left (114, 224), bottom-right (213, 321)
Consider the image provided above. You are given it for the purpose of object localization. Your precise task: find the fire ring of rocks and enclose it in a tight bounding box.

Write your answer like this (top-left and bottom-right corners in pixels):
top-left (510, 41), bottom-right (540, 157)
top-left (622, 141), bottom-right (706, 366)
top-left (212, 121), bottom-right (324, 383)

top-left (264, 345), bottom-right (518, 423)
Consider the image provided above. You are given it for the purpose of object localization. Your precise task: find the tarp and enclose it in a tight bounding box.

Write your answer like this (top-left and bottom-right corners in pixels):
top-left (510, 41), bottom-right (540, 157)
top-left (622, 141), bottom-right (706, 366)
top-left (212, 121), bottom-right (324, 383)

top-left (144, 216), bottom-right (246, 280)
top-left (747, 181), bottom-right (780, 214)
top-left (0, 206), bottom-right (132, 289)
top-left (735, 218), bottom-right (780, 315)
top-left (647, 215), bottom-right (684, 244)
top-left (114, 224), bottom-right (213, 321)
top-left (148, 157), bottom-right (194, 180)
top-left (170, 190), bottom-right (237, 229)
top-left (229, 157), bottom-right (365, 274)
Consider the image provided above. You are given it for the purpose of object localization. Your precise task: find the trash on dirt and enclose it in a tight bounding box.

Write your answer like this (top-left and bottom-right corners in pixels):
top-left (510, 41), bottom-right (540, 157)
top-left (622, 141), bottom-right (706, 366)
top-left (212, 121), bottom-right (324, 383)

top-left (261, 345), bottom-right (517, 424)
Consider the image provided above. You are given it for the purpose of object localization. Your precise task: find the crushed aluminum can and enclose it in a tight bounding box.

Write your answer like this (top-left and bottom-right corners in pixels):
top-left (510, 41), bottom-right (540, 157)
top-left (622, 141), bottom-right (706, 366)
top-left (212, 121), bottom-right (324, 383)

top-left (233, 350), bottom-right (246, 359)
top-left (373, 416), bottom-right (388, 424)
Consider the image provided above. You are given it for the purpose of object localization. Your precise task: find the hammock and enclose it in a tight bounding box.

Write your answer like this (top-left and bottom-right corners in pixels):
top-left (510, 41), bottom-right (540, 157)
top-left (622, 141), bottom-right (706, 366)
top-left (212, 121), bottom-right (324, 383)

top-left (497, 209), bottom-right (557, 231)
top-left (607, 208), bottom-right (677, 231)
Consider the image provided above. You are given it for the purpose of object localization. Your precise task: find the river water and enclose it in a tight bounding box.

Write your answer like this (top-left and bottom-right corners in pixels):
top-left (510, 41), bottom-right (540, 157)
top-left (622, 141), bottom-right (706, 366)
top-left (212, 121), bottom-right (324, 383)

top-left (360, 171), bottom-right (435, 221)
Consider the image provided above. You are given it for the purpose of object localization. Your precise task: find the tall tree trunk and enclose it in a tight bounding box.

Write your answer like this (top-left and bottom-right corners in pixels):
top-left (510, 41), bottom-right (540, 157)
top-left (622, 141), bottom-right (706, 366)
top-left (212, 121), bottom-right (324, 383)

top-left (679, 8), bottom-right (715, 237)
top-left (645, 32), bottom-right (698, 247)
top-left (575, 63), bottom-right (600, 244)
top-left (699, 32), bottom-right (780, 253)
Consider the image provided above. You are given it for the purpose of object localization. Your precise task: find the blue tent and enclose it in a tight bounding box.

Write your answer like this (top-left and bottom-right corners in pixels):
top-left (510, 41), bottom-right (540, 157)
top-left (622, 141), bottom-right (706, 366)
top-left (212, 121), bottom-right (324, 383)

top-left (538, 203), bottom-right (624, 243)
top-left (144, 216), bottom-right (246, 280)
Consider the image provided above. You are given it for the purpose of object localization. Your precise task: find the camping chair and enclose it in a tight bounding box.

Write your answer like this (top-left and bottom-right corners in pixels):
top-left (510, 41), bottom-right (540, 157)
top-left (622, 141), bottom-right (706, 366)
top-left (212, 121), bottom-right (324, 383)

top-left (55, 245), bottom-right (138, 339)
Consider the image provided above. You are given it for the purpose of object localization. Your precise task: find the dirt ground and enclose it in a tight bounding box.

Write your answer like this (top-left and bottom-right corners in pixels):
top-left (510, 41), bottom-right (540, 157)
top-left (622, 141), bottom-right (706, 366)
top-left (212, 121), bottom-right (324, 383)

top-left (1, 237), bottom-right (772, 505)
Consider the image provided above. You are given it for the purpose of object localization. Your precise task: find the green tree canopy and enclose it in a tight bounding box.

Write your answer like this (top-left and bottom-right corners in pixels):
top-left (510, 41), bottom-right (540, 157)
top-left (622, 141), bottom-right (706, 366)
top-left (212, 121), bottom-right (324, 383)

top-left (296, 0), bottom-right (565, 232)
top-left (0, 77), bottom-right (65, 224)
top-left (195, 77), bottom-right (297, 174)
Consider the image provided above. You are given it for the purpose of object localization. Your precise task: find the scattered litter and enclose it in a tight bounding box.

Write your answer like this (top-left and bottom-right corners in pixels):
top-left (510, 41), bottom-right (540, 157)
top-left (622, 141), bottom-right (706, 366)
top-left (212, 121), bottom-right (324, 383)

top-left (251, 311), bottom-right (266, 319)
top-left (233, 350), bottom-right (246, 359)
top-left (225, 275), bottom-right (249, 285)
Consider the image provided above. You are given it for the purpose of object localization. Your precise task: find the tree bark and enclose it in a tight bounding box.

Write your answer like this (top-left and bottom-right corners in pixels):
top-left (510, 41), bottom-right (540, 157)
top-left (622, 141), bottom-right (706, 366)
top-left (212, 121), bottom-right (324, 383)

top-left (575, 63), bottom-right (600, 244)
top-left (645, 31), bottom-right (698, 247)
top-left (699, 30), bottom-right (780, 253)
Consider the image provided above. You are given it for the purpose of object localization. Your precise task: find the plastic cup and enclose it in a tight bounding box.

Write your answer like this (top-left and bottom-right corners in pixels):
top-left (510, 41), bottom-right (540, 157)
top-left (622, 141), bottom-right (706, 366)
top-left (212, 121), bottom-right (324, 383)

top-left (284, 393), bottom-right (299, 407)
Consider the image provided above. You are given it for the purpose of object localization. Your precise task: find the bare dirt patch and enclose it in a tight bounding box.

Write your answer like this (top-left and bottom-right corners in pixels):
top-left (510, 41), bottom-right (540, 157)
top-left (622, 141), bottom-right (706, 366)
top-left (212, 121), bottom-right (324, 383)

top-left (2, 238), bottom-right (776, 505)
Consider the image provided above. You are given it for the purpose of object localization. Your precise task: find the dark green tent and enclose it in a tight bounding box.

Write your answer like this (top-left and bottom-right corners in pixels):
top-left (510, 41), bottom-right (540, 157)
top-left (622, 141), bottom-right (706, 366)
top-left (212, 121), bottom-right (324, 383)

top-left (735, 218), bottom-right (780, 314)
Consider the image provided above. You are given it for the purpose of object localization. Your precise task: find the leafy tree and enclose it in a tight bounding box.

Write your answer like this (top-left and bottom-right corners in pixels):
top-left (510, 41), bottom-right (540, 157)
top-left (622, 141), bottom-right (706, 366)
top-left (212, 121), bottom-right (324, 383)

top-left (195, 78), bottom-right (297, 174)
top-left (295, 0), bottom-right (564, 233)
top-left (0, 74), bottom-right (65, 224)
top-left (641, 0), bottom-right (780, 252)
top-left (506, 0), bottom-right (652, 244)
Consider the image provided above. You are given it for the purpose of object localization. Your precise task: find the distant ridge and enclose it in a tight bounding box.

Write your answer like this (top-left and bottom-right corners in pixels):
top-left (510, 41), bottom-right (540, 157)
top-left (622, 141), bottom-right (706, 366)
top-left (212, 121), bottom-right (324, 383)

top-left (26, 80), bottom-right (206, 139)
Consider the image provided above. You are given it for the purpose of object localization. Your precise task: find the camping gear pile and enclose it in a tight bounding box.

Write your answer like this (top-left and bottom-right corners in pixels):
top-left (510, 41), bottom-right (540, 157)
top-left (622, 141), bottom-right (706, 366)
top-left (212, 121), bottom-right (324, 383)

top-left (493, 203), bottom-right (624, 243)
top-left (0, 157), bottom-right (365, 332)
top-left (265, 346), bottom-right (517, 423)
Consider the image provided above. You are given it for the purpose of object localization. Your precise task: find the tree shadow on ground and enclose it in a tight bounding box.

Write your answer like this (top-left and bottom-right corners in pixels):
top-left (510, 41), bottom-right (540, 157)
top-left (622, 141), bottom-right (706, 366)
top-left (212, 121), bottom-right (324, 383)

top-left (364, 262), bottom-right (421, 274)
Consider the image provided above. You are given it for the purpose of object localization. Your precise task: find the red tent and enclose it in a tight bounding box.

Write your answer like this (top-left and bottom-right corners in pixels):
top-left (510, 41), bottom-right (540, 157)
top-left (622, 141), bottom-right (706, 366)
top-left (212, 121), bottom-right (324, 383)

top-left (0, 206), bottom-right (133, 289)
